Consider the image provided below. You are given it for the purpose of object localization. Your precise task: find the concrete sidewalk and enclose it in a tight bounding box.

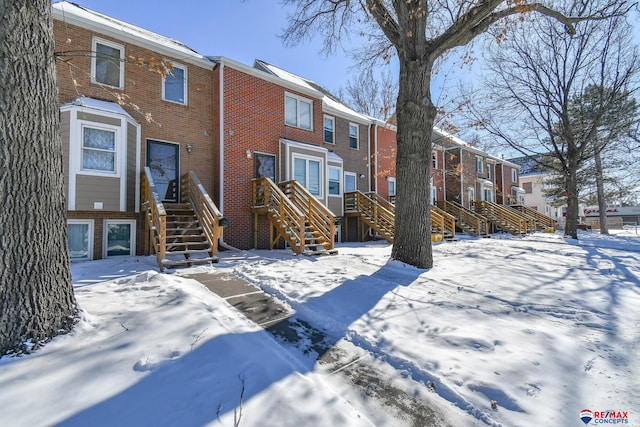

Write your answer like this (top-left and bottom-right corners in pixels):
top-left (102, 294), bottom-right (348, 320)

top-left (181, 270), bottom-right (454, 427)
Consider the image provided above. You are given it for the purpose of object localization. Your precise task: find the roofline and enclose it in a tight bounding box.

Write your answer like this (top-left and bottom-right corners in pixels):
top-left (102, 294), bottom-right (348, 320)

top-left (323, 104), bottom-right (371, 124)
top-left (436, 128), bottom-right (519, 168)
top-left (52, 2), bottom-right (214, 70)
top-left (211, 56), bottom-right (323, 99)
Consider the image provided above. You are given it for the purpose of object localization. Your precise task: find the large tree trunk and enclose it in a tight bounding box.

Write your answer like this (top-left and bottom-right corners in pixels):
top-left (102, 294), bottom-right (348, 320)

top-left (594, 148), bottom-right (609, 234)
top-left (0, 0), bottom-right (77, 356)
top-left (564, 160), bottom-right (580, 239)
top-left (391, 58), bottom-right (434, 269)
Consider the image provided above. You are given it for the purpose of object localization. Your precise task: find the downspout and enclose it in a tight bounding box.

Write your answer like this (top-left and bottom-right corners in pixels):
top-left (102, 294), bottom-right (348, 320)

top-left (460, 147), bottom-right (464, 207)
top-left (372, 122), bottom-right (377, 193)
top-left (501, 162), bottom-right (505, 205)
top-left (441, 147), bottom-right (446, 202)
top-left (216, 60), bottom-right (239, 251)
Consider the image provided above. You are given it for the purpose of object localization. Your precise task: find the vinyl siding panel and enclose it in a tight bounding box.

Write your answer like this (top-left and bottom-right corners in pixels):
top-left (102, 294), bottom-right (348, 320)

top-left (75, 175), bottom-right (120, 211)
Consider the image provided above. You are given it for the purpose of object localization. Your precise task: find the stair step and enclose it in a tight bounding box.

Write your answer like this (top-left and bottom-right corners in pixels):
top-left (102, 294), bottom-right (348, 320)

top-left (161, 256), bottom-right (219, 268)
top-left (164, 248), bottom-right (211, 256)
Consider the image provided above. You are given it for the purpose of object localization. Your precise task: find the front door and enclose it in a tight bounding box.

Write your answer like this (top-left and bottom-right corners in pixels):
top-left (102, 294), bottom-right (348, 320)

top-left (147, 140), bottom-right (179, 202)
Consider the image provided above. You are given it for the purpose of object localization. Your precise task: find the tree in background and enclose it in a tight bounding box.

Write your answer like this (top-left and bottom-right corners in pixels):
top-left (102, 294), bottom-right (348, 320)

top-left (339, 68), bottom-right (397, 121)
top-left (0, 0), bottom-right (78, 356)
top-left (282, 0), bottom-right (631, 266)
top-left (463, 5), bottom-right (637, 239)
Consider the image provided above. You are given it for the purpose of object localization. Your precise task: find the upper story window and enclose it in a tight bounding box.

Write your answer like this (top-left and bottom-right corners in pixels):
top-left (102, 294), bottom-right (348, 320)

top-left (92, 37), bottom-right (124, 89)
top-left (475, 156), bottom-right (484, 173)
top-left (432, 151), bottom-right (438, 169)
top-left (163, 63), bottom-right (187, 104)
top-left (328, 166), bottom-right (341, 195)
top-left (82, 125), bottom-right (117, 173)
top-left (387, 177), bottom-right (396, 197)
top-left (323, 116), bottom-right (335, 144)
top-left (511, 168), bottom-right (518, 183)
top-left (285, 93), bottom-right (312, 130)
top-left (487, 164), bottom-right (492, 179)
top-left (349, 123), bottom-right (359, 149)
top-left (523, 182), bottom-right (533, 193)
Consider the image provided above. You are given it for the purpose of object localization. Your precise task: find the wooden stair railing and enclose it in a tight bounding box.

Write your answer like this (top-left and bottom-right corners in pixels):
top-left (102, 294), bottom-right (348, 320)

top-left (278, 180), bottom-right (336, 252)
top-left (142, 167), bottom-right (167, 268)
top-left (431, 204), bottom-right (456, 239)
top-left (510, 204), bottom-right (557, 230)
top-left (344, 191), bottom-right (395, 243)
top-left (436, 200), bottom-right (489, 237)
top-left (181, 171), bottom-right (225, 256)
top-left (252, 177), bottom-right (306, 254)
top-left (472, 201), bottom-right (530, 235)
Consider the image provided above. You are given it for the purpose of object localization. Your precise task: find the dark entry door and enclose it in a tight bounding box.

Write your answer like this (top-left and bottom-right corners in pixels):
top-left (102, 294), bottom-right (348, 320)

top-left (147, 140), bottom-right (179, 202)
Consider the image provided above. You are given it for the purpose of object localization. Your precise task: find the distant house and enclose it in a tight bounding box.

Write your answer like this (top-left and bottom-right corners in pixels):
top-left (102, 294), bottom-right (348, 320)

top-left (508, 155), bottom-right (576, 228)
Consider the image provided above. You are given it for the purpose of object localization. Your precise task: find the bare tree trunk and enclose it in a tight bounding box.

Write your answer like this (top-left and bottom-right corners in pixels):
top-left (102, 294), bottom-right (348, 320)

top-left (594, 148), bottom-right (609, 234)
top-left (391, 58), bottom-right (434, 269)
top-left (0, 0), bottom-right (77, 356)
top-left (564, 161), bottom-right (580, 239)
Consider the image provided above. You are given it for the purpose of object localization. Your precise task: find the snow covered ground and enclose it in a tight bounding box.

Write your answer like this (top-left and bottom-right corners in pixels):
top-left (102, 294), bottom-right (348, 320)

top-left (1, 228), bottom-right (638, 426)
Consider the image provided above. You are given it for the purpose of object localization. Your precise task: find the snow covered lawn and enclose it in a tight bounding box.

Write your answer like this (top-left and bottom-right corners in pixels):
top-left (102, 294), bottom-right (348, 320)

top-left (1, 229), bottom-right (638, 426)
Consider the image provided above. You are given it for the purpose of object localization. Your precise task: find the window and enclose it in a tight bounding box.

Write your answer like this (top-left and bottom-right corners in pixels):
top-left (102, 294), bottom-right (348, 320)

top-left (483, 188), bottom-right (493, 202)
top-left (431, 186), bottom-right (437, 203)
top-left (293, 156), bottom-right (321, 196)
top-left (92, 37), bottom-right (124, 88)
top-left (67, 220), bottom-right (94, 261)
top-left (328, 167), bottom-right (341, 195)
top-left (285, 93), bottom-right (312, 130)
top-left (432, 152), bottom-right (438, 169)
top-left (104, 220), bottom-right (136, 257)
top-left (344, 172), bottom-right (357, 192)
top-left (323, 116), bottom-right (335, 144)
top-left (163, 63), bottom-right (187, 104)
top-left (487, 164), bottom-right (492, 179)
top-left (349, 123), bottom-right (359, 149)
top-left (254, 153), bottom-right (276, 181)
top-left (468, 187), bottom-right (475, 204)
top-left (511, 168), bottom-right (518, 183)
top-left (387, 177), bottom-right (396, 197)
top-left (82, 125), bottom-right (116, 173)
top-left (475, 156), bottom-right (484, 173)
top-left (523, 182), bottom-right (533, 194)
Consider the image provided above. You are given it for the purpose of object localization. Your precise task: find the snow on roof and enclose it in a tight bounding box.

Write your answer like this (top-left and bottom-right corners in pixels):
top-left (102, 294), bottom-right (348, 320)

top-left (52, 2), bottom-right (212, 69)
top-left (435, 126), bottom-right (519, 167)
top-left (61, 96), bottom-right (134, 120)
top-left (255, 60), bottom-right (371, 124)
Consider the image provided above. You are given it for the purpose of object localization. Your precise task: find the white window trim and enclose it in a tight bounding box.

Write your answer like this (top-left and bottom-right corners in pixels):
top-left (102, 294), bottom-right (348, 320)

top-left (475, 156), bottom-right (484, 173)
top-left (387, 176), bottom-right (396, 197)
top-left (344, 171), bottom-right (358, 193)
top-left (292, 153), bottom-right (323, 198)
top-left (284, 92), bottom-right (313, 130)
top-left (328, 165), bottom-right (342, 197)
top-left (67, 219), bottom-right (94, 261)
top-left (80, 122), bottom-right (120, 176)
top-left (432, 151), bottom-right (438, 169)
top-left (511, 169), bottom-right (518, 183)
top-left (323, 115), bottom-right (335, 144)
top-left (162, 62), bottom-right (188, 105)
top-left (91, 36), bottom-right (124, 89)
top-left (349, 123), bottom-right (359, 149)
top-left (103, 219), bottom-right (136, 258)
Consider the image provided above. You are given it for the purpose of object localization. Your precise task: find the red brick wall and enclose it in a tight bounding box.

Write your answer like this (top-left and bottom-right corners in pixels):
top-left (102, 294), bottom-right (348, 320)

top-left (53, 20), bottom-right (216, 194)
top-left (217, 65), bottom-right (324, 249)
top-left (54, 20), bottom-right (216, 258)
top-left (371, 125), bottom-right (397, 200)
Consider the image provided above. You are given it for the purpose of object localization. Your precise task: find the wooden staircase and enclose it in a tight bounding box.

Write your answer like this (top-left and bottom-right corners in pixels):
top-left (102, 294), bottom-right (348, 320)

top-left (142, 168), bottom-right (225, 271)
top-left (252, 177), bottom-right (337, 255)
top-left (472, 201), bottom-right (533, 235)
top-left (436, 200), bottom-right (490, 237)
top-left (510, 204), bottom-right (557, 231)
top-left (344, 191), bottom-right (395, 243)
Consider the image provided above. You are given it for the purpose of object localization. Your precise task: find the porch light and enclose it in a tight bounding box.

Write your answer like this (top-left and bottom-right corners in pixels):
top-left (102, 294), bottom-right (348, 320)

top-left (186, 143), bottom-right (192, 153)
top-left (246, 149), bottom-right (252, 158)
